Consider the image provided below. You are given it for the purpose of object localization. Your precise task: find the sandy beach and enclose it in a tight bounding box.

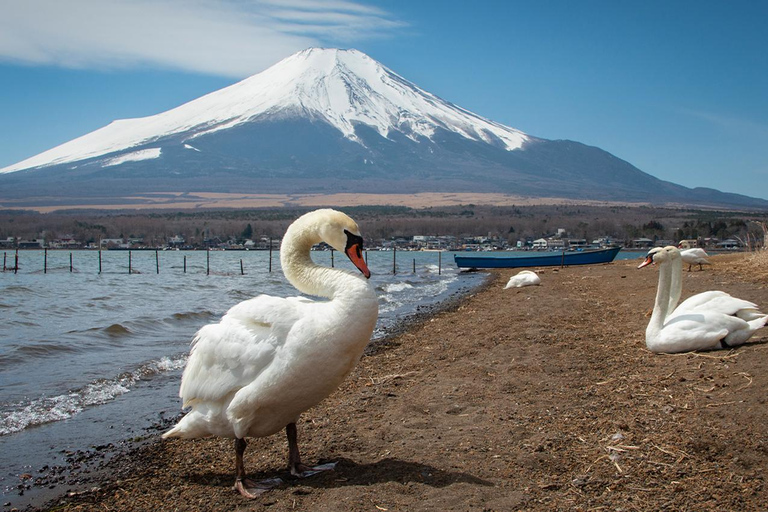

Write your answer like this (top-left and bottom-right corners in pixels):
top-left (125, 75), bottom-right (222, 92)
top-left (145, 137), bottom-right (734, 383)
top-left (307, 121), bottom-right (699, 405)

top-left (18, 252), bottom-right (768, 511)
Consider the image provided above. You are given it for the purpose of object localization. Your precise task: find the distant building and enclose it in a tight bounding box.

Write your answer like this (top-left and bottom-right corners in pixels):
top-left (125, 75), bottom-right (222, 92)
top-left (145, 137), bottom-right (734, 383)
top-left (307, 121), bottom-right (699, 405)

top-left (632, 238), bottom-right (654, 248)
top-left (718, 239), bottom-right (742, 249)
top-left (168, 235), bottom-right (185, 248)
top-left (567, 238), bottom-right (589, 249)
top-left (17, 239), bottom-right (43, 249)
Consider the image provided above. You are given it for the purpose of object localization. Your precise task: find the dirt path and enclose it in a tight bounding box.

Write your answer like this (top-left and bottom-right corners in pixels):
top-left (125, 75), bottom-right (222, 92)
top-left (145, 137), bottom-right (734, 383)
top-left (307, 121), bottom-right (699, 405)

top-left (34, 254), bottom-right (768, 511)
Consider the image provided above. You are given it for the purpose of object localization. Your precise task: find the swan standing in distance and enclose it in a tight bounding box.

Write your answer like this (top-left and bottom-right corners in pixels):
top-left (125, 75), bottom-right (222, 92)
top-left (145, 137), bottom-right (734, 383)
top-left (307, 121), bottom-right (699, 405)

top-left (504, 270), bottom-right (541, 289)
top-left (163, 209), bottom-right (379, 498)
top-left (638, 246), bottom-right (767, 353)
top-left (679, 247), bottom-right (711, 271)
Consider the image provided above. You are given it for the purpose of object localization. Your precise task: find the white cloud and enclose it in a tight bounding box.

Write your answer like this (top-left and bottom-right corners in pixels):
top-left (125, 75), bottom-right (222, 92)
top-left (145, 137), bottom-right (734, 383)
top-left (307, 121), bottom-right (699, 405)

top-left (0, 0), bottom-right (403, 78)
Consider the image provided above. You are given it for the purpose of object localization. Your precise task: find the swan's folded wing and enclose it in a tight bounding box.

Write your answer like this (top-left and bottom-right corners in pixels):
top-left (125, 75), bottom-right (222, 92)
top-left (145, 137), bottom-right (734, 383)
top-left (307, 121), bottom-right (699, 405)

top-left (676, 292), bottom-right (758, 317)
top-left (179, 294), bottom-right (313, 407)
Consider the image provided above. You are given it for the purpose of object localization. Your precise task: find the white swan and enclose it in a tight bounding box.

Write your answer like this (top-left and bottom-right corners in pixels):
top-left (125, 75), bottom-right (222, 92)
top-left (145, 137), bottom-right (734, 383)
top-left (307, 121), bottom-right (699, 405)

top-left (504, 270), bottom-right (541, 289)
top-left (163, 209), bottom-right (379, 498)
top-left (638, 246), bottom-right (767, 353)
top-left (679, 247), bottom-right (710, 271)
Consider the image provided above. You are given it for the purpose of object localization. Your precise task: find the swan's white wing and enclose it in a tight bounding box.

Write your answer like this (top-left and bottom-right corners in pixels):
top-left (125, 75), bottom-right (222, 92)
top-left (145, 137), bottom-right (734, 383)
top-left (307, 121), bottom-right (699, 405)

top-left (675, 292), bottom-right (759, 317)
top-left (179, 294), bottom-right (313, 407)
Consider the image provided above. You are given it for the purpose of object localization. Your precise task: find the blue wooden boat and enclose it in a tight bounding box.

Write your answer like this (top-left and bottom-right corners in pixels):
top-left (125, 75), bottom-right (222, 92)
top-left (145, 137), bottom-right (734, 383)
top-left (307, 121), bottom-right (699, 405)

top-left (454, 246), bottom-right (622, 269)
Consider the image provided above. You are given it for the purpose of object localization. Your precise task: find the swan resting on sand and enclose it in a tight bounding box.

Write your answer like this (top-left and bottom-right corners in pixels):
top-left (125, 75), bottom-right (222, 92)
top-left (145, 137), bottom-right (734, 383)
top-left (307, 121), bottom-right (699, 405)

top-left (163, 209), bottom-right (379, 498)
top-left (638, 246), bottom-right (767, 353)
top-left (504, 270), bottom-right (541, 289)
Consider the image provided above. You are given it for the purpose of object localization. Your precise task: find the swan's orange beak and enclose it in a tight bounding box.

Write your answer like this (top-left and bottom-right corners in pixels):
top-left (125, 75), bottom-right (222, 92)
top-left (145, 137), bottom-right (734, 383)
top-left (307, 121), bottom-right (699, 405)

top-left (346, 242), bottom-right (370, 278)
top-left (344, 230), bottom-right (370, 278)
top-left (637, 255), bottom-right (654, 269)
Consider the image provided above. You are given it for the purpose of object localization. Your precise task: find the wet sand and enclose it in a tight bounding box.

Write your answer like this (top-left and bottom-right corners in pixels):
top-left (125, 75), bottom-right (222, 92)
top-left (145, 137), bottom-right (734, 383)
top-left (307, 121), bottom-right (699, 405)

top-left (16, 252), bottom-right (768, 511)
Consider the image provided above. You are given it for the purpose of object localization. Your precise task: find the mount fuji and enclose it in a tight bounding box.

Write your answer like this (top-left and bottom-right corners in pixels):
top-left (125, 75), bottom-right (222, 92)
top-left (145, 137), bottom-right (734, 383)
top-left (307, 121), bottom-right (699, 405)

top-left (1, 48), bottom-right (765, 209)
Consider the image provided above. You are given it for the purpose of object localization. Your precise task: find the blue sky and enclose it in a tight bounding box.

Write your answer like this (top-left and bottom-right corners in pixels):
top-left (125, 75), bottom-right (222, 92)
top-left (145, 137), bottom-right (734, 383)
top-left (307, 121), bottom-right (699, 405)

top-left (1, 0), bottom-right (766, 199)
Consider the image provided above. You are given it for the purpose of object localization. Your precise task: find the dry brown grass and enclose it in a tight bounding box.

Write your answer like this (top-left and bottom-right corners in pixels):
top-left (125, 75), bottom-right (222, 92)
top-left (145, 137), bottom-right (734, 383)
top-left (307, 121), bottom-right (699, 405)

top-left (715, 249), bottom-right (768, 284)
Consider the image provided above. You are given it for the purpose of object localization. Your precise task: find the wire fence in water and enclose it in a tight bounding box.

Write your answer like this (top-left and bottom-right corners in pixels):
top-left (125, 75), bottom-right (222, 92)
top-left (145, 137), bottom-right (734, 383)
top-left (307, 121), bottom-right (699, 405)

top-left (2, 248), bottom-right (446, 276)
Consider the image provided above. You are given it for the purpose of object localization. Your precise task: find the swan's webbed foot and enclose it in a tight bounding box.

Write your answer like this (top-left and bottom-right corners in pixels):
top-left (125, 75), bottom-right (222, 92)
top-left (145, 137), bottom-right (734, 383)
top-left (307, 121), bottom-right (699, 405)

top-left (234, 477), bottom-right (283, 499)
top-left (290, 461), bottom-right (337, 478)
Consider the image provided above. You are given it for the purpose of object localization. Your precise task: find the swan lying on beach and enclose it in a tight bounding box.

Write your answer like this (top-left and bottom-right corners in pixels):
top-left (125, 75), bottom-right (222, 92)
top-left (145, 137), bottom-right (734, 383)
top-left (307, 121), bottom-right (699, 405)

top-left (504, 270), bottom-right (541, 289)
top-left (638, 246), bottom-right (767, 353)
top-left (163, 209), bottom-right (378, 498)
top-left (679, 247), bottom-right (711, 271)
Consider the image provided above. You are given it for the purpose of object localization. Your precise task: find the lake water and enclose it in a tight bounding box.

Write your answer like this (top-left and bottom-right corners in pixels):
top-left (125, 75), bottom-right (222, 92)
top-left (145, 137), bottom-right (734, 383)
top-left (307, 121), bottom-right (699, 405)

top-left (0, 248), bottom-right (645, 507)
top-left (0, 248), bottom-right (488, 507)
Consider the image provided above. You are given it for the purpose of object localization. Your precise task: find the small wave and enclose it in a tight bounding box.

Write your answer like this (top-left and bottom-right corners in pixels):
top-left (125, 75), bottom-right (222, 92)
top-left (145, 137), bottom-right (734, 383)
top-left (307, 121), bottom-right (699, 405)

top-left (16, 341), bottom-right (77, 358)
top-left (381, 282), bottom-right (414, 293)
top-left (1, 285), bottom-right (35, 293)
top-left (0, 355), bottom-right (187, 436)
top-left (103, 323), bottom-right (132, 337)
top-left (170, 310), bottom-right (216, 321)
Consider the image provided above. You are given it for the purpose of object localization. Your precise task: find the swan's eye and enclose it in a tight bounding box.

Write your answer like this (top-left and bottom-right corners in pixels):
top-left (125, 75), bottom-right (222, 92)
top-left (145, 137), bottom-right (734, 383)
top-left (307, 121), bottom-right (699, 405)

top-left (344, 229), bottom-right (364, 252)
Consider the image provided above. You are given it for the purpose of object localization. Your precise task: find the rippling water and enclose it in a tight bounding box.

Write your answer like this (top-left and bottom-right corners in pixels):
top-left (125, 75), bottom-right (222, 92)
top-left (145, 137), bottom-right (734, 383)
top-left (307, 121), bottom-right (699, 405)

top-left (0, 249), bottom-right (483, 505)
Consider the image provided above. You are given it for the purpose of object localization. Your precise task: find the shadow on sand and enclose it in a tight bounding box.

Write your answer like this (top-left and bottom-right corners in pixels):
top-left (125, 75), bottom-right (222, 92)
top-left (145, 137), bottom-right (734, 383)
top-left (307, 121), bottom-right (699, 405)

top-left (189, 456), bottom-right (493, 492)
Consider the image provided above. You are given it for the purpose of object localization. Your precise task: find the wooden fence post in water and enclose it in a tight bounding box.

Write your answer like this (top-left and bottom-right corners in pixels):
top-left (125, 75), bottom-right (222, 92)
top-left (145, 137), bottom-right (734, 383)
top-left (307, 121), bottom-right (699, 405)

top-left (156, 250), bottom-right (160, 274)
top-left (393, 246), bottom-right (397, 275)
top-left (69, 252), bottom-right (73, 273)
top-left (331, 249), bottom-right (334, 268)
top-left (183, 255), bottom-right (187, 273)
top-left (3, 251), bottom-right (6, 271)
top-left (207, 250), bottom-right (210, 276)
top-left (44, 248), bottom-right (48, 274)
top-left (240, 259), bottom-right (244, 275)
top-left (15, 249), bottom-right (19, 274)
top-left (269, 238), bottom-right (273, 272)
top-left (413, 258), bottom-right (416, 273)
top-left (438, 251), bottom-right (442, 275)
top-left (98, 249), bottom-right (102, 274)
top-left (129, 250), bottom-right (132, 275)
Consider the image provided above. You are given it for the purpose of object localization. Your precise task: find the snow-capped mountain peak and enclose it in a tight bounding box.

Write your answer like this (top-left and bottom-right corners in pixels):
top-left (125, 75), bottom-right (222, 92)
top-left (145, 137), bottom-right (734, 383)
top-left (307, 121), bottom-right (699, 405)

top-left (1, 48), bottom-right (528, 173)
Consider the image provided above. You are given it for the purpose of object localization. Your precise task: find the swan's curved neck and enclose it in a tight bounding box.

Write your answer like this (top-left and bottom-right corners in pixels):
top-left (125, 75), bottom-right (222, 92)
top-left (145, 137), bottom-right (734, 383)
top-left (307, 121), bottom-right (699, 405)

top-left (280, 221), bottom-right (369, 300)
top-left (667, 255), bottom-right (683, 314)
top-left (647, 259), bottom-right (673, 341)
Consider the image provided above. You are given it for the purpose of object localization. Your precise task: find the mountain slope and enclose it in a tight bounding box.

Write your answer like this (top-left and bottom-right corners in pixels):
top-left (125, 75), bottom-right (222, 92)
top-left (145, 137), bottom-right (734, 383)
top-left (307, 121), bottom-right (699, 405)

top-left (1, 48), bottom-right (766, 209)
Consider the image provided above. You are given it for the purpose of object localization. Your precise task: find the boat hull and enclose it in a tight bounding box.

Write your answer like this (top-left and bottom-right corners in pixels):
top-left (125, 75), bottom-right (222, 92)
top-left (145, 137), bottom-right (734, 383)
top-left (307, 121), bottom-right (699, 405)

top-left (454, 247), bottom-right (622, 269)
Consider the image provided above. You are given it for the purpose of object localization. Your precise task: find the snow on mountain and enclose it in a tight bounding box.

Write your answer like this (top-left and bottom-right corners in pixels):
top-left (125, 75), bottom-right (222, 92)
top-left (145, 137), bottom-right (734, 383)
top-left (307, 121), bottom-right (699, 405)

top-left (102, 148), bottom-right (162, 167)
top-left (1, 48), bottom-right (528, 174)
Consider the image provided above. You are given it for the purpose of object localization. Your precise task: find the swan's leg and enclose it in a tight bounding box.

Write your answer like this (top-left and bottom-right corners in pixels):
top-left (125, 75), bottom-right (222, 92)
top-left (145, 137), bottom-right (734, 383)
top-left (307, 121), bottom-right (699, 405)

top-left (687, 264), bottom-right (692, 272)
top-left (233, 438), bottom-right (282, 498)
top-left (286, 422), bottom-right (337, 477)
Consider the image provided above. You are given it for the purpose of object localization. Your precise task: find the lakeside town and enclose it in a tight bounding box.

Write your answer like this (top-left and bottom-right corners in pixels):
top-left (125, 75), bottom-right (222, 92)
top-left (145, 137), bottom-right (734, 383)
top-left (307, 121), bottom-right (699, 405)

top-left (0, 230), bottom-right (746, 252)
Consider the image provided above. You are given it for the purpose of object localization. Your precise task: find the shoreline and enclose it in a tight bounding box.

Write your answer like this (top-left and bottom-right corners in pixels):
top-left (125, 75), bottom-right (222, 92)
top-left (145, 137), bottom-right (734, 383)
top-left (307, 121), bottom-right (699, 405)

top-left (11, 253), bottom-right (768, 511)
top-left (4, 271), bottom-right (492, 512)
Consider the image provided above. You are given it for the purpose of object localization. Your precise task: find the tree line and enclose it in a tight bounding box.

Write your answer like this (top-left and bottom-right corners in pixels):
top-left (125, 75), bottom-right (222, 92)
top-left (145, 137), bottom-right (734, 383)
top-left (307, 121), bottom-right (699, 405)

top-left (1, 204), bottom-right (766, 248)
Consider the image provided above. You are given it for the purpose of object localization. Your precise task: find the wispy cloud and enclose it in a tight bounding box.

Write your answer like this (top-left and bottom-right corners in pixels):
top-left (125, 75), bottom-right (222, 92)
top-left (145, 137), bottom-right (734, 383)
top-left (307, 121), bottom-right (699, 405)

top-left (678, 107), bottom-right (768, 139)
top-left (0, 0), bottom-right (404, 77)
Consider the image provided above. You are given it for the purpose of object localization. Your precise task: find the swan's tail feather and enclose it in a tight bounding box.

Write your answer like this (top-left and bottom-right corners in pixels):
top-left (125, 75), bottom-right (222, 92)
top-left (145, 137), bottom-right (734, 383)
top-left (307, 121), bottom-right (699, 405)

top-left (747, 314), bottom-right (768, 331)
top-left (162, 425), bottom-right (182, 439)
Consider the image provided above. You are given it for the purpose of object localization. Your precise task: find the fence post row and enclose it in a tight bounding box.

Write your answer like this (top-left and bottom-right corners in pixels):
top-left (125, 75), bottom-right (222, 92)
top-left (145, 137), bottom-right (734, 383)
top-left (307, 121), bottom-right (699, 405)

top-left (1, 248), bottom-right (448, 277)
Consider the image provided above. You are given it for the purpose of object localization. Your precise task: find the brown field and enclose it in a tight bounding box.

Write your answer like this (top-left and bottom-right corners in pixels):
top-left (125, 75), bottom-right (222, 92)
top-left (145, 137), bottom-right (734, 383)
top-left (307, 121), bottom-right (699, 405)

top-left (1, 192), bottom-right (648, 213)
